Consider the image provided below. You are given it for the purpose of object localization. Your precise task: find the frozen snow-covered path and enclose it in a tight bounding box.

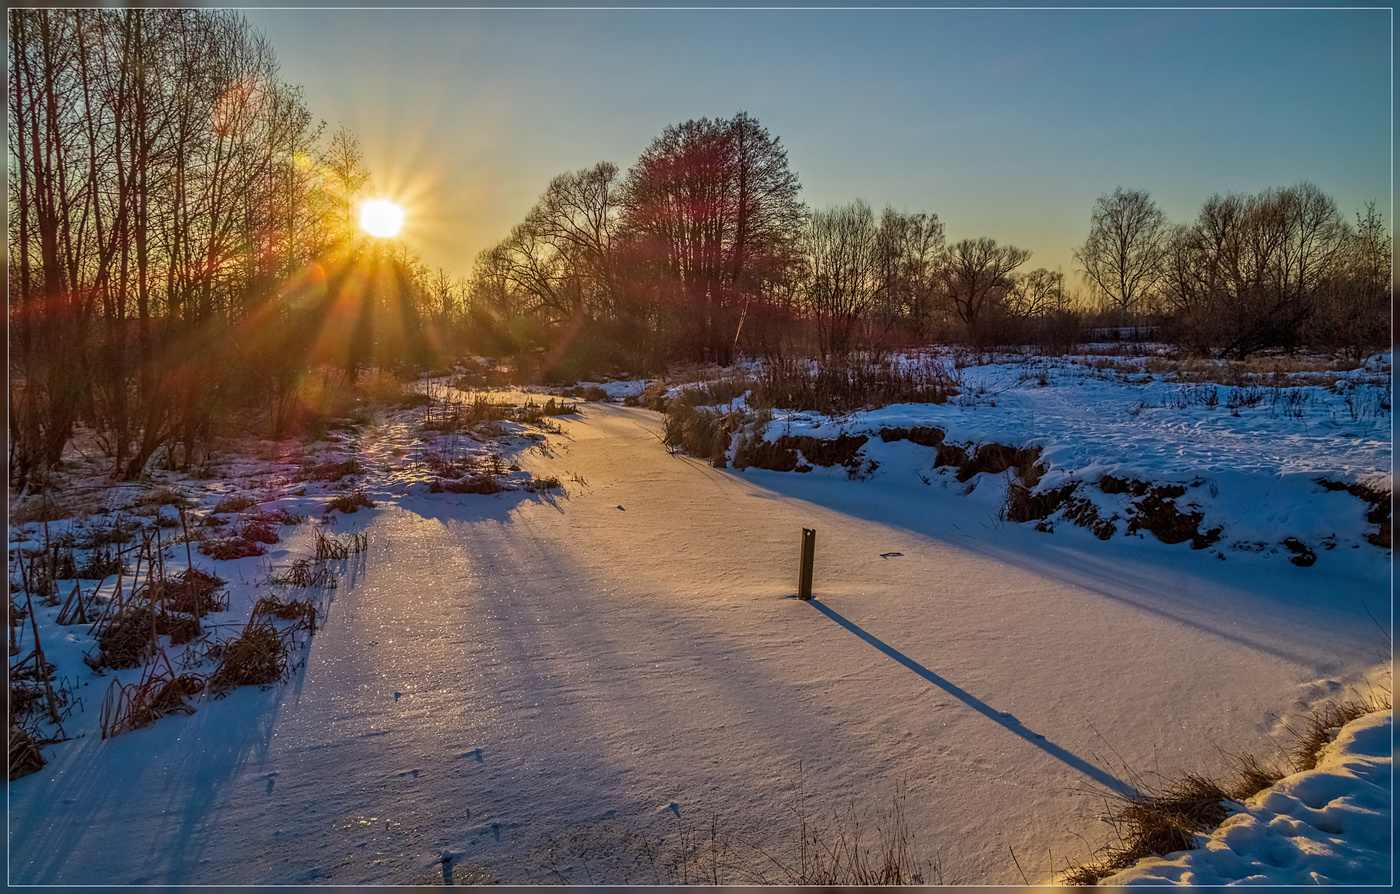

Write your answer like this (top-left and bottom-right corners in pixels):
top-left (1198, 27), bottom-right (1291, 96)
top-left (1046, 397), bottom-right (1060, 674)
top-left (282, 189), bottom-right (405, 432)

top-left (8, 403), bottom-right (1388, 885)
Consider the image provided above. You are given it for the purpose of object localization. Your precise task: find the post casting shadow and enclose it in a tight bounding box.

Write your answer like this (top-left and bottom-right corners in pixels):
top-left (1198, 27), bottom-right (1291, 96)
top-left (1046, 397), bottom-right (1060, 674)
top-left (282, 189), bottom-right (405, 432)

top-left (807, 598), bottom-right (1139, 798)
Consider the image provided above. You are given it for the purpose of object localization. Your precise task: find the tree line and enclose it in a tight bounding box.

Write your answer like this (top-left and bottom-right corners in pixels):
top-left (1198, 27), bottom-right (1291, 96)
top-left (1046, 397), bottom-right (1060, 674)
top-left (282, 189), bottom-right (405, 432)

top-left (465, 126), bottom-right (1389, 375)
top-left (8, 8), bottom-right (1391, 487)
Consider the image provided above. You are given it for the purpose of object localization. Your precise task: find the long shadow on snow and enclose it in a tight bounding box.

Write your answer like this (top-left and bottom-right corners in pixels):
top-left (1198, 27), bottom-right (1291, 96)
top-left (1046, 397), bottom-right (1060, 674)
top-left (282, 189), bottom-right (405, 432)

top-left (807, 598), bottom-right (1139, 798)
top-left (7, 684), bottom-right (283, 885)
top-left (375, 498), bottom-right (902, 882)
top-left (740, 467), bottom-right (1384, 672)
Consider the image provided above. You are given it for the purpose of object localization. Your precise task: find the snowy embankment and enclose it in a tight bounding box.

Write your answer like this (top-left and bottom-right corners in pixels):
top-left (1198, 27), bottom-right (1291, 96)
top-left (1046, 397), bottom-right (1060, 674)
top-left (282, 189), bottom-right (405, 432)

top-left (1103, 708), bottom-right (1393, 886)
top-left (668, 351), bottom-right (1392, 572)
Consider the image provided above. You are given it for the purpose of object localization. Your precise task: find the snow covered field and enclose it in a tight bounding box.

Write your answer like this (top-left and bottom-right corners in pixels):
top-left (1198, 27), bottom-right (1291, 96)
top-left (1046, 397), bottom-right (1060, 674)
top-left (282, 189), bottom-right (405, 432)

top-left (7, 351), bottom-right (1392, 885)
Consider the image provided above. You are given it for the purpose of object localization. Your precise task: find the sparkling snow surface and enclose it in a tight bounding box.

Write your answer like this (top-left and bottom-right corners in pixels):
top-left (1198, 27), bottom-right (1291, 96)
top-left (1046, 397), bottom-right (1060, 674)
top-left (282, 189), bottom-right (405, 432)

top-left (7, 359), bottom-right (1392, 885)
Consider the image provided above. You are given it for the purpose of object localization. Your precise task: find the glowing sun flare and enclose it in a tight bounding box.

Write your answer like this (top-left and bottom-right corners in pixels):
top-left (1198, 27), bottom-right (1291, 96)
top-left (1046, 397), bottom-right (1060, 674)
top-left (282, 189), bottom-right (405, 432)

top-left (359, 199), bottom-right (404, 238)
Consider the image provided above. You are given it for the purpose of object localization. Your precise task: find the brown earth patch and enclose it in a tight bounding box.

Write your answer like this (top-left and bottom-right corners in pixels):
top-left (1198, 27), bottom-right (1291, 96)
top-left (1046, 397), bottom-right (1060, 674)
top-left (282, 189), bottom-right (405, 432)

top-left (734, 434), bottom-right (869, 472)
top-left (1127, 488), bottom-right (1222, 549)
top-left (877, 426), bottom-right (946, 448)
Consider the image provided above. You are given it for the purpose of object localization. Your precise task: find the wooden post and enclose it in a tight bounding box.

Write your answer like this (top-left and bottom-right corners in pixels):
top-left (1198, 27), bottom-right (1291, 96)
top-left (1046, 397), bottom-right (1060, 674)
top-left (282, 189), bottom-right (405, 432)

top-left (798, 528), bottom-right (816, 600)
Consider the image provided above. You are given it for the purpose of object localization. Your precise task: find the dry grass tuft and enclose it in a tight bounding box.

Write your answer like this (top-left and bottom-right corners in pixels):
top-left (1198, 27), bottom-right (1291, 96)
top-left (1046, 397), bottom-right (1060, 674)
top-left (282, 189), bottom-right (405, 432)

top-left (304, 459), bottom-right (364, 482)
top-left (9, 498), bottom-right (68, 525)
top-left (1286, 689), bottom-right (1392, 773)
top-left (95, 606), bottom-right (159, 669)
top-left (160, 568), bottom-right (227, 616)
top-left (326, 490), bottom-right (375, 514)
top-left (755, 786), bottom-right (932, 885)
top-left (99, 659), bottom-right (205, 738)
top-left (211, 495), bottom-right (259, 514)
top-left (208, 620), bottom-right (289, 694)
top-left (136, 486), bottom-right (190, 509)
top-left (663, 404), bottom-right (748, 467)
top-left (198, 536), bottom-right (266, 561)
top-left (313, 529), bottom-right (367, 560)
top-left (268, 558), bottom-right (338, 588)
top-left (1062, 775), bottom-right (1228, 885)
top-left (1063, 689), bottom-right (1391, 885)
top-left (8, 726), bottom-right (46, 780)
top-left (252, 594), bottom-right (317, 631)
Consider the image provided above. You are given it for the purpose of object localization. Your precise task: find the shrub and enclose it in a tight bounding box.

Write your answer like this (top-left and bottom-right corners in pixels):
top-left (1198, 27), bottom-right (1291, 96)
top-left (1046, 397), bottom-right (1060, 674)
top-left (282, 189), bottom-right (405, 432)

top-left (663, 405), bottom-right (748, 467)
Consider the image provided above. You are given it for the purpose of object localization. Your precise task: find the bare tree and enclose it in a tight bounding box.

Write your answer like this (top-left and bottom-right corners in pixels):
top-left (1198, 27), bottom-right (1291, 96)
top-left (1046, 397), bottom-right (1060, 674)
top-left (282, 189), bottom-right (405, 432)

top-left (803, 200), bottom-right (881, 357)
top-left (873, 207), bottom-right (944, 340)
top-left (939, 237), bottom-right (1031, 329)
top-left (1159, 183), bottom-right (1350, 358)
top-left (1074, 187), bottom-right (1169, 322)
top-left (1007, 268), bottom-right (1068, 319)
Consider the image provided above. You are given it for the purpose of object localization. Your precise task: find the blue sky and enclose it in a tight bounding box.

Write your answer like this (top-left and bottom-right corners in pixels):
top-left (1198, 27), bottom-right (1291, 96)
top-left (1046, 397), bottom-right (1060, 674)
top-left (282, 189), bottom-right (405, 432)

top-left (243, 7), bottom-right (1392, 284)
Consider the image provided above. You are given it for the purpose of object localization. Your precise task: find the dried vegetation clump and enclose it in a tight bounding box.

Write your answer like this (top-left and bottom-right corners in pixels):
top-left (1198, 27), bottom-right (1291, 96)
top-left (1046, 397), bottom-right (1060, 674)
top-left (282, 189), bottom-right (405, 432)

top-left (99, 656), bottom-right (207, 739)
top-left (559, 384), bottom-right (608, 401)
top-left (8, 727), bottom-right (46, 780)
top-left (208, 620), bottom-right (289, 694)
top-left (663, 404), bottom-right (750, 467)
top-left (303, 459), bottom-right (364, 482)
top-left (211, 495), bottom-right (259, 514)
top-left (429, 475), bottom-right (503, 495)
top-left (1063, 687), bottom-right (1392, 885)
top-left (1062, 775), bottom-right (1232, 885)
top-left (313, 529), bottom-right (368, 561)
top-left (1125, 486), bottom-right (1222, 550)
top-left (326, 490), bottom-right (375, 514)
top-left (159, 568), bottom-right (227, 616)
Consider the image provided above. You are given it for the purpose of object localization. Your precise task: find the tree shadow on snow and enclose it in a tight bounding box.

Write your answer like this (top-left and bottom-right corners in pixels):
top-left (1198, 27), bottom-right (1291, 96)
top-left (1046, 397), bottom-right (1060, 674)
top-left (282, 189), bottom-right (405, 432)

top-left (8, 684), bottom-right (284, 884)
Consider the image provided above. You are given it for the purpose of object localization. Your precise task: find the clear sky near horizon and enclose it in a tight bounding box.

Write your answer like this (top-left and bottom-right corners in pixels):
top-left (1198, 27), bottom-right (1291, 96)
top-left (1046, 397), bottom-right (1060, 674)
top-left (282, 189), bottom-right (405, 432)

top-left (241, 6), bottom-right (1392, 287)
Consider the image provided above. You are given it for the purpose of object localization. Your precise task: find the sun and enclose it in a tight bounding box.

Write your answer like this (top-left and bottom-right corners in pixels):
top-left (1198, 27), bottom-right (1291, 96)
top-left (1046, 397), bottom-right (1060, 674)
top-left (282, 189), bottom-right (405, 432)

top-left (359, 199), bottom-right (404, 238)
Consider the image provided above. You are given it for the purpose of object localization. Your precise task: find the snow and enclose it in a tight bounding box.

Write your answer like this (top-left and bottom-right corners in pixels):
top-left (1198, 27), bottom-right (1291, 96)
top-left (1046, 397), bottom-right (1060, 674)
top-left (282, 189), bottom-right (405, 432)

top-left (7, 353), bottom-right (1393, 886)
top-left (739, 352), bottom-right (1391, 571)
top-left (1103, 709), bottom-right (1393, 886)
